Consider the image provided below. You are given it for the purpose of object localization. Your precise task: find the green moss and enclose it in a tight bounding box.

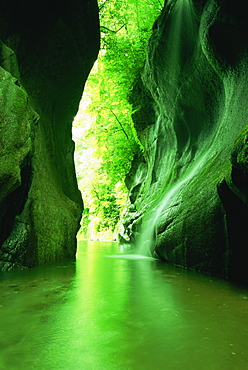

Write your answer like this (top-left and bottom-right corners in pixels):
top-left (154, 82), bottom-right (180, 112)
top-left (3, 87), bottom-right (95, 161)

top-left (232, 125), bottom-right (248, 170)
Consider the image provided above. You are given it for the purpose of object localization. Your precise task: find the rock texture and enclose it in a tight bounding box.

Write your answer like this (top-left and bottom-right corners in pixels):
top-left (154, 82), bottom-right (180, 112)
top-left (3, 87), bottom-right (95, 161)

top-left (0, 0), bottom-right (99, 269)
top-left (121, 0), bottom-right (248, 284)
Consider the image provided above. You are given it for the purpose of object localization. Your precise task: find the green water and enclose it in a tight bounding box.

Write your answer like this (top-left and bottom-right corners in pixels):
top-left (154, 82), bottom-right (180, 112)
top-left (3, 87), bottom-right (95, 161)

top-left (0, 240), bottom-right (247, 369)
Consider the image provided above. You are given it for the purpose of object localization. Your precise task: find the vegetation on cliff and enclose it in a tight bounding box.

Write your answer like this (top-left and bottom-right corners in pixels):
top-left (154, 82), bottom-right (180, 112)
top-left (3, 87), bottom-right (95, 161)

top-left (73, 0), bottom-right (162, 239)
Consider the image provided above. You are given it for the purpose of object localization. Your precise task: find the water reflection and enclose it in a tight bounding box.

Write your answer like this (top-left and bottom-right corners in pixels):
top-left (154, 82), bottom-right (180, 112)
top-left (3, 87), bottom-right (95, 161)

top-left (0, 241), bottom-right (247, 369)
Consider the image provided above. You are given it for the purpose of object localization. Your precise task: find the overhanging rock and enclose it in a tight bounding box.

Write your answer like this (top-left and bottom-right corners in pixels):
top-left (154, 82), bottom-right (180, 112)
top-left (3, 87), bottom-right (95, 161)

top-left (0, 0), bottom-right (100, 269)
top-left (121, 0), bottom-right (248, 284)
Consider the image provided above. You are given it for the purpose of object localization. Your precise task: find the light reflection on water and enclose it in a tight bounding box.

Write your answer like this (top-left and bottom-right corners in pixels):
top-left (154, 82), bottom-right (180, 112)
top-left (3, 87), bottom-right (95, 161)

top-left (0, 240), bottom-right (247, 369)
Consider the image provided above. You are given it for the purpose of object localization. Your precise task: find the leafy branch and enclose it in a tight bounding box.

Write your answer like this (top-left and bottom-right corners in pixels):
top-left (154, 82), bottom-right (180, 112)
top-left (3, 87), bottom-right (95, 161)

top-left (75, 0), bottom-right (161, 236)
top-left (109, 108), bottom-right (130, 142)
top-left (100, 25), bottom-right (125, 34)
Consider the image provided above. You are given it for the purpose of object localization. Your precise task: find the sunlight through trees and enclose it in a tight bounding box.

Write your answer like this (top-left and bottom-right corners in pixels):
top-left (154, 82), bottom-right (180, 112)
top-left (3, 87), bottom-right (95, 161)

top-left (73, 0), bottom-right (162, 240)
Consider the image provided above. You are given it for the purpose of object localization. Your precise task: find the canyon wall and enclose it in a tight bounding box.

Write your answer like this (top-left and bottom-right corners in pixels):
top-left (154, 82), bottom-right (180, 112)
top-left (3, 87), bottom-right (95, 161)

top-left (0, 0), bottom-right (99, 269)
top-left (121, 0), bottom-right (248, 284)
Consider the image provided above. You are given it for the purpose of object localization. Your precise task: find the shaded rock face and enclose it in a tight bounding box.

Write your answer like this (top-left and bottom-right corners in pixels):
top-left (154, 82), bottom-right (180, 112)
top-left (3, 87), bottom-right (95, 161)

top-left (121, 0), bottom-right (248, 284)
top-left (0, 0), bottom-right (100, 270)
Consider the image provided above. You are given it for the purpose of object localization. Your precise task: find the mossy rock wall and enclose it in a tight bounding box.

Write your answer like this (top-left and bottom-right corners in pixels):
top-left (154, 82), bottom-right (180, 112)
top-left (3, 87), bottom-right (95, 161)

top-left (0, 0), bottom-right (100, 269)
top-left (122, 0), bottom-right (248, 285)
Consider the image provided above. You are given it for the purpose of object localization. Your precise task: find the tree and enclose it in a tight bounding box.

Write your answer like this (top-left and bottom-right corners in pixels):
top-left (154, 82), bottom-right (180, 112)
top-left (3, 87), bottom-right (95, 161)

top-left (73, 0), bottom-right (162, 239)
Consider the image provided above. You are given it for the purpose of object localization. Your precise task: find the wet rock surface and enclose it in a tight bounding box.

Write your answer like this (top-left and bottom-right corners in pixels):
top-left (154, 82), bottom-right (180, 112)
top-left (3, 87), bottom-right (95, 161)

top-left (121, 0), bottom-right (248, 284)
top-left (0, 0), bottom-right (100, 269)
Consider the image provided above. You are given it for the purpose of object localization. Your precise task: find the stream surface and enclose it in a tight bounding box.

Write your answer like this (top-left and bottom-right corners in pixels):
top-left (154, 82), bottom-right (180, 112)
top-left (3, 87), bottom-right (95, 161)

top-left (0, 240), bottom-right (247, 369)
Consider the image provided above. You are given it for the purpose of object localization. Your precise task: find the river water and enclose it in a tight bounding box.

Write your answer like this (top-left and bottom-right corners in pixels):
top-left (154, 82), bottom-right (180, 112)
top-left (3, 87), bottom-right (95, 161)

top-left (0, 240), bottom-right (247, 369)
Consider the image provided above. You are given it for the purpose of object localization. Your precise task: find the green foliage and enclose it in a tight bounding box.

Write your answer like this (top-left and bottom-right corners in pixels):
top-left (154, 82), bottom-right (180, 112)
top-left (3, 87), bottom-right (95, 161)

top-left (74, 0), bottom-right (162, 238)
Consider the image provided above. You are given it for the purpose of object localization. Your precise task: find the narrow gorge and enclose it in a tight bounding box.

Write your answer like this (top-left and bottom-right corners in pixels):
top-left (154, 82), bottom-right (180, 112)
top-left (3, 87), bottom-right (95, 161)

top-left (0, 0), bottom-right (247, 286)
